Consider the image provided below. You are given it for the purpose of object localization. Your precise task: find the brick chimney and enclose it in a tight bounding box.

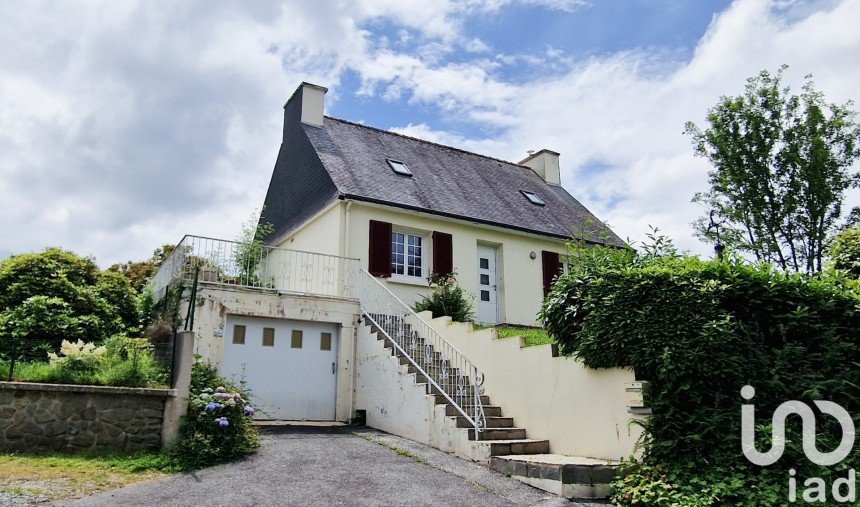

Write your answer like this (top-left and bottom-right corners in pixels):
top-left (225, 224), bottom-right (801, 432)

top-left (519, 149), bottom-right (561, 185)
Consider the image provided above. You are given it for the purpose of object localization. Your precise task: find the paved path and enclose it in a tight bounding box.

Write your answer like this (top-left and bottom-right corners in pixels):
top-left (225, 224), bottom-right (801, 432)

top-left (59, 427), bottom-right (608, 506)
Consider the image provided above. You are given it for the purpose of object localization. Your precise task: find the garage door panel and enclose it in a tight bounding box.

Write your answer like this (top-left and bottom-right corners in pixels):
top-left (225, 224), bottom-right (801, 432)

top-left (222, 316), bottom-right (338, 421)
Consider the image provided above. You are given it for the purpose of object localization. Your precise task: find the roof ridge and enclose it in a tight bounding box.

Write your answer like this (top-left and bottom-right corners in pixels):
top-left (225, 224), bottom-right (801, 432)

top-left (324, 115), bottom-right (527, 169)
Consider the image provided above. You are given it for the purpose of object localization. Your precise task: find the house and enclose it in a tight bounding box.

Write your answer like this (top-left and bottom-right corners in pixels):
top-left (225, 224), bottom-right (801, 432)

top-left (259, 82), bottom-right (625, 326)
top-left (150, 82), bottom-right (638, 497)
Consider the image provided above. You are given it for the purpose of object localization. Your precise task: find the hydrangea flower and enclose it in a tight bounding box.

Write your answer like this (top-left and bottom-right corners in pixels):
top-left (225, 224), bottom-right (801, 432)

top-left (215, 386), bottom-right (226, 393)
top-left (205, 402), bottom-right (219, 412)
top-left (215, 417), bottom-right (229, 427)
top-left (243, 405), bottom-right (255, 416)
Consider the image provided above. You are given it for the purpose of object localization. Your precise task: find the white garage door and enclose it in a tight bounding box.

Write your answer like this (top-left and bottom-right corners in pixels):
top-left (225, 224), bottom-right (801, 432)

top-left (222, 316), bottom-right (339, 421)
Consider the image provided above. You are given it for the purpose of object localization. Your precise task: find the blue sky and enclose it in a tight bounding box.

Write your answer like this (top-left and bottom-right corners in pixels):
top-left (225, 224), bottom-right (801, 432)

top-left (333, 1), bottom-right (734, 134)
top-left (0, 0), bottom-right (857, 265)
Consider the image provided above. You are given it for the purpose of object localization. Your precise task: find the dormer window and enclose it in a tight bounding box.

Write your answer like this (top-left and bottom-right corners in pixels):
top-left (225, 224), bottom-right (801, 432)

top-left (520, 190), bottom-right (545, 206)
top-left (387, 159), bottom-right (412, 176)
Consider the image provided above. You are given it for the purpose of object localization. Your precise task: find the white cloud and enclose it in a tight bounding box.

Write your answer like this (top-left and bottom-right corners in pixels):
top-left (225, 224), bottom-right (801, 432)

top-left (0, 0), bottom-right (857, 267)
top-left (379, 0), bottom-right (860, 254)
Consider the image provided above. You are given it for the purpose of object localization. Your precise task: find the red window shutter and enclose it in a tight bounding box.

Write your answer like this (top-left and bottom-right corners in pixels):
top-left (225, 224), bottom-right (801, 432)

top-left (432, 231), bottom-right (453, 277)
top-left (541, 250), bottom-right (560, 297)
top-left (368, 220), bottom-right (392, 277)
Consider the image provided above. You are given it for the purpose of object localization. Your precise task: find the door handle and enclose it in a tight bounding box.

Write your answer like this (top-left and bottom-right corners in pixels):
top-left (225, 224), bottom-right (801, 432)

top-left (332, 362), bottom-right (336, 374)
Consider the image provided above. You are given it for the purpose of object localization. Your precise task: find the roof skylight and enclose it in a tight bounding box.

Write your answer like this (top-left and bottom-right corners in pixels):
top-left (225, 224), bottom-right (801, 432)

top-left (387, 159), bottom-right (412, 176)
top-left (520, 190), bottom-right (545, 206)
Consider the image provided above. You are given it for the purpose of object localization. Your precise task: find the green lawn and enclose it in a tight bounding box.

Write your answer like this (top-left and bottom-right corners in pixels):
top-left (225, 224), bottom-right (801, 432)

top-left (0, 452), bottom-right (177, 502)
top-left (473, 325), bottom-right (553, 347)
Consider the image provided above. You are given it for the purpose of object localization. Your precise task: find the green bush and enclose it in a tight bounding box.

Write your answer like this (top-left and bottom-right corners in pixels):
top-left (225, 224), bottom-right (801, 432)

top-left (168, 361), bottom-right (259, 470)
top-left (540, 249), bottom-right (859, 505)
top-left (0, 248), bottom-right (141, 361)
top-left (413, 271), bottom-right (474, 322)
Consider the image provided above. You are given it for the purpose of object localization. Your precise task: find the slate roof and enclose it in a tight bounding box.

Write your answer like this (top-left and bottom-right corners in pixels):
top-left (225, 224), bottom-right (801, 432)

top-left (301, 116), bottom-right (625, 246)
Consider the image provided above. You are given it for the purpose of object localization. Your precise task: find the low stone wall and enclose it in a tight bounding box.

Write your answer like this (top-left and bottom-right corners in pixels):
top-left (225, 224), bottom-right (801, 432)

top-left (0, 382), bottom-right (176, 453)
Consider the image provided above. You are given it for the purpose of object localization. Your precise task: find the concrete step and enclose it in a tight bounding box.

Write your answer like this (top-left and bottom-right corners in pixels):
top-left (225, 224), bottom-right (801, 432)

top-left (444, 404), bottom-right (502, 417)
top-left (434, 393), bottom-right (490, 405)
top-left (471, 439), bottom-right (550, 459)
top-left (469, 427), bottom-right (527, 440)
top-left (489, 454), bottom-right (619, 499)
top-left (455, 416), bottom-right (514, 428)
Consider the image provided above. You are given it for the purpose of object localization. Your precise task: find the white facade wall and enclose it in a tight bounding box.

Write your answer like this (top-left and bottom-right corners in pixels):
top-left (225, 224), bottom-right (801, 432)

top-left (429, 317), bottom-right (643, 460)
top-left (276, 200), bottom-right (568, 326)
top-left (185, 286), bottom-right (359, 422)
top-left (353, 324), bottom-right (473, 458)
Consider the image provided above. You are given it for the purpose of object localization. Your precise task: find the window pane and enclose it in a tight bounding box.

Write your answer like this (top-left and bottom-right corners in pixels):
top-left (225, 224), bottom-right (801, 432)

top-left (387, 159), bottom-right (412, 176)
top-left (392, 232), bottom-right (405, 274)
top-left (480, 290), bottom-right (490, 301)
top-left (291, 330), bottom-right (303, 349)
top-left (480, 274), bottom-right (489, 285)
top-left (480, 258), bottom-right (489, 269)
top-left (320, 332), bottom-right (332, 351)
top-left (262, 327), bottom-right (275, 347)
top-left (233, 325), bottom-right (246, 344)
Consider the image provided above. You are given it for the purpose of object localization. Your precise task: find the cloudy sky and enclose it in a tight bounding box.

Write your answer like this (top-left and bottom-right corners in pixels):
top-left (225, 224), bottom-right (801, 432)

top-left (1, 0), bottom-right (858, 266)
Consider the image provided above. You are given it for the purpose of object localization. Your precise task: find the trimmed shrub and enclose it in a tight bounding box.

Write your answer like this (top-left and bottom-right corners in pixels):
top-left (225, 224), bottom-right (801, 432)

top-left (540, 250), bottom-right (859, 506)
top-left (413, 271), bottom-right (474, 323)
top-left (168, 361), bottom-right (259, 470)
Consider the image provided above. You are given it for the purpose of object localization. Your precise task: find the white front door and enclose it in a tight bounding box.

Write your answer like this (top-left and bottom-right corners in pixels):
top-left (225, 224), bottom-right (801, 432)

top-left (222, 316), bottom-right (339, 420)
top-left (477, 244), bottom-right (499, 324)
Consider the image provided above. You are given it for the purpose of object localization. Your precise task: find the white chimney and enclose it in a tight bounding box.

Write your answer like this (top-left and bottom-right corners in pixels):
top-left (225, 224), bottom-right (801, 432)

top-left (297, 82), bottom-right (328, 127)
top-left (519, 149), bottom-right (561, 185)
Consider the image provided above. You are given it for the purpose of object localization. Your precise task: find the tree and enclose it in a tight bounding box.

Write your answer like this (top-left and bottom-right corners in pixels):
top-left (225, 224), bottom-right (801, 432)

top-left (0, 248), bottom-right (140, 361)
top-left (108, 244), bottom-right (176, 292)
top-left (685, 66), bottom-right (860, 272)
top-left (827, 227), bottom-right (860, 278)
top-left (235, 208), bottom-right (275, 285)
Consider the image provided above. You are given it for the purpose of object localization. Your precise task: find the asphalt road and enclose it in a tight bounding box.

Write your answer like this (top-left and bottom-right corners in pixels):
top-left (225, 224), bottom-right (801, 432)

top-left (59, 426), bottom-right (607, 506)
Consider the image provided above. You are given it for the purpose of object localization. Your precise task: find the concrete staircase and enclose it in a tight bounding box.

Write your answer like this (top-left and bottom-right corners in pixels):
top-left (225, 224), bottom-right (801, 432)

top-left (363, 316), bottom-right (550, 461)
top-left (358, 315), bottom-right (621, 499)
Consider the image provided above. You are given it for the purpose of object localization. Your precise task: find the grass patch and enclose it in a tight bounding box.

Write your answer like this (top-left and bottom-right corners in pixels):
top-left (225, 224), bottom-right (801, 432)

top-left (0, 451), bottom-right (177, 501)
top-left (360, 434), bottom-right (426, 464)
top-left (473, 325), bottom-right (553, 348)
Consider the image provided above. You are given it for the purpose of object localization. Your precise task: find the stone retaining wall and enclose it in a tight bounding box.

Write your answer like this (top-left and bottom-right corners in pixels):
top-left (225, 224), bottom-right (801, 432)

top-left (0, 382), bottom-right (176, 453)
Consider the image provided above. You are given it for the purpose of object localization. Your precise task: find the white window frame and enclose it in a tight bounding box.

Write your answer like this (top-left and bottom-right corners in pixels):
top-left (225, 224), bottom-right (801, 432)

top-left (391, 227), bottom-right (429, 282)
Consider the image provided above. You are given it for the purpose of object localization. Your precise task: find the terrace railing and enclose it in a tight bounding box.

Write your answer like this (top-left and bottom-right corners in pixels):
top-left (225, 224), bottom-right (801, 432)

top-left (147, 235), bottom-right (360, 300)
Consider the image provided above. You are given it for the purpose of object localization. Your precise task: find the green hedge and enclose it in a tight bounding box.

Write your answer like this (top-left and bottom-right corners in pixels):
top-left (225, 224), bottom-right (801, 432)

top-left (540, 253), bottom-right (859, 505)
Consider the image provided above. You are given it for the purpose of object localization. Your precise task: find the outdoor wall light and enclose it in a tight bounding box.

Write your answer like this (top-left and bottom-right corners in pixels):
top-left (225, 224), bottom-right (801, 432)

top-left (529, 251), bottom-right (537, 259)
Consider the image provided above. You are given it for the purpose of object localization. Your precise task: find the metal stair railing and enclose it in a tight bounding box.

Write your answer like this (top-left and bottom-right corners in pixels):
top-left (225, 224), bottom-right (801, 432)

top-left (358, 269), bottom-right (486, 437)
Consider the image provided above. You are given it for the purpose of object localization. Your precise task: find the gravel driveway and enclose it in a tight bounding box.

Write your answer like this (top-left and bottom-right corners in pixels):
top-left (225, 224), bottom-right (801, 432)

top-left (57, 426), bottom-right (607, 506)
